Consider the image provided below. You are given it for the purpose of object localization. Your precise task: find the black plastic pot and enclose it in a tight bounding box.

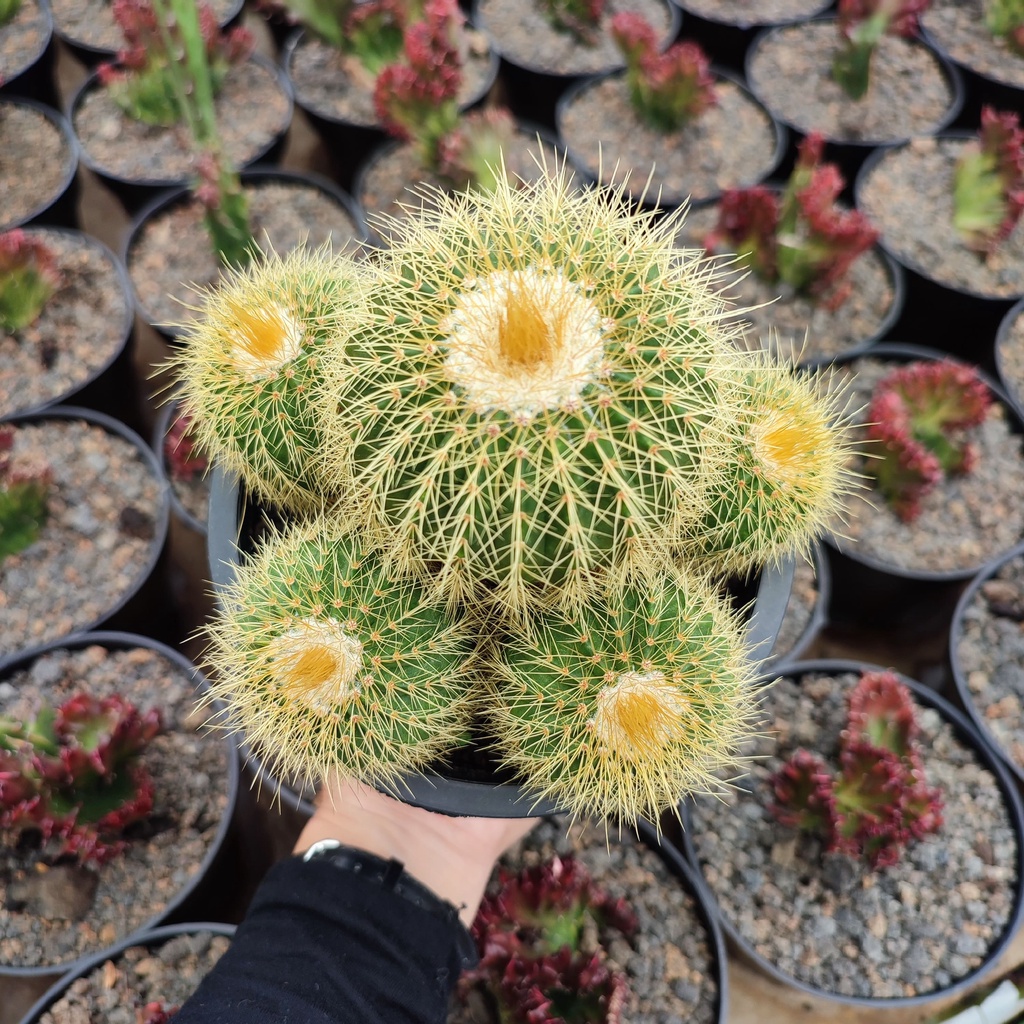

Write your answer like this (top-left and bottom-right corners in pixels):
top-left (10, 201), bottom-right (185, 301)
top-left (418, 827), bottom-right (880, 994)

top-left (554, 64), bottom-right (788, 211)
top-left (122, 166), bottom-right (370, 346)
top-left (51, 0), bottom-right (244, 68)
top-left (745, 17), bottom-right (966, 195)
top-left (206, 465), bottom-right (796, 819)
top-left (282, 25), bottom-right (501, 195)
top-left (679, 657), bottom-right (1024, 1011)
top-left (1, 227), bottom-right (137, 424)
top-left (0, 96), bottom-right (79, 232)
top-left (762, 538), bottom-right (831, 672)
top-left (0, 0), bottom-right (57, 107)
top-left (854, 134), bottom-right (1022, 369)
top-left (0, 631), bottom-right (241, 982)
top-left (995, 295), bottom-right (1024, 426)
top-left (66, 54), bottom-right (294, 217)
top-left (17, 921), bottom-right (237, 1024)
top-left (472, 0), bottom-right (682, 133)
top-left (948, 539), bottom-right (1024, 791)
top-left (821, 342), bottom-right (1024, 634)
top-left (0, 406), bottom-right (172, 669)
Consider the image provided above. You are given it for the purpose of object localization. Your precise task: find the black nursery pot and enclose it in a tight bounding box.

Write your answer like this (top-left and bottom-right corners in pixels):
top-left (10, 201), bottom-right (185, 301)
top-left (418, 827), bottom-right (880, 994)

top-left (18, 921), bottom-right (237, 1024)
top-left (995, 295), bottom-right (1024, 426)
top-left (0, 632), bottom-right (242, 982)
top-left (854, 135), bottom-right (1021, 370)
top-left (206, 466), bottom-right (795, 820)
top-left (67, 54), bottom-right (294, 217)
top-left (678, 657), bottom-right (1024, 1011)
top-left (0, 0), bottom-right (57, 107)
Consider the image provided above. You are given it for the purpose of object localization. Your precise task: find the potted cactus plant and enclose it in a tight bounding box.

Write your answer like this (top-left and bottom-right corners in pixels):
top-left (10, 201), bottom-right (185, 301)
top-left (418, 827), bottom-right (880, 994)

top-left (681, 659), bottom-right (1024, 1008)
top-left (168, 161), bottom-right (855, 825)
top-left (67, 0), bottom-right (292, 216)
top-left (674, 132), bottom-right (903, 366)
top-left (553, 14), bottom-right (786, 209)
top-left (0, 0), bottom-right (54, 105)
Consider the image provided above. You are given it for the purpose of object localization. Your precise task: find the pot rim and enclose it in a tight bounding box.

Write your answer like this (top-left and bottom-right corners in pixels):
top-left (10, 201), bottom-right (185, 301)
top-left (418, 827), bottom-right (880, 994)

top-left (0, 630), bottom-right (241, 978)
top-left (994, 295), bottom-right (1024, 425)
top-left (666, 0), bottom-right (831, 31)
top-left (152, 392), bottom-right (209, 538)
top-left (919, 19), bottom-right (1024, 96)
top-left (0, 0), bottom-right (54, 90)
top-left (678, 656), bottom-right (1024, 1009)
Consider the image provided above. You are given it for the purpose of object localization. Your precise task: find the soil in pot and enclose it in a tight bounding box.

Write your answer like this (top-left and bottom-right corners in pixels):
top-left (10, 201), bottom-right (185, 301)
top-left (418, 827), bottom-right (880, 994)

top-left (746, 20), bottom-right (958, 145)
top-left (0, 0), bottom-right (51, 94)
top-left (556, 69), bottom-right (782, 208)
top-left (922, 0), bottom-right (1024, 94)
top-left (674, 202), bottom-right (899, 363)
top-left (0, 641), bottom-right (235, 970)
top-left (127, 176), bottom-right (366, 335)
top-left (824, 352), bottom-right (1024, 576)
top-left (475, 0), bottom-right (675, 77)
top-left (0, 228), bottom-right (132, 419)
top-left (952, 547), bottom-right (1024, 777)
top-left (32, 927), bottom-right (233, 1023)
top-left (686, 666), bottom-right (1021, 1000)
top-left (72, 56), bottom-right (291, 188)
top-left (0, 100), bottom-right (75, 233)
top-left (0, 415), bottom-right (168, 656)
top-left (997, 301), bottom-right (1024, 420)
top-left (449, 817), bottom-right (722, 1024)
top-left (857, 136), bottom-right (1024, 301)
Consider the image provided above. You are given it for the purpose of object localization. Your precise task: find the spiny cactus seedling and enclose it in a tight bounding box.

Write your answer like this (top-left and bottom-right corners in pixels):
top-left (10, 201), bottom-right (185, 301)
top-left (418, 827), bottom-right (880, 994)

top-left (611, 14), bottom-right (717, 133)
top-left (0, 692), bottom-right (162, 865)
top-left (200, 514), bottom-right (478, 794)
top-left (953, 106), bottom-right (1024, 256)
top-left (704, 133), bottom-right (879, 310)
top-left (164, 404), bottom-right (210, 483)
top-left (539, 0), bottom-right (604, 44)
top-left (98, 0), bottom-right (254, 127)
top-left (462, 855), bottom-right (635, 1024)
top-left (865, 358), bottom-right (992, 523)
top-left (770, 669), bottom-right (943, 868)
top-left (174, 161), bottom-right (856, 822)
top-left (987, 0), bottom-right (1024, 55)
top-left (0, 424), bottom-right (52, 564)
top-left (832, 0), bottom-right (931, 100)
top-left (0, 229), bottom-right (61, 333)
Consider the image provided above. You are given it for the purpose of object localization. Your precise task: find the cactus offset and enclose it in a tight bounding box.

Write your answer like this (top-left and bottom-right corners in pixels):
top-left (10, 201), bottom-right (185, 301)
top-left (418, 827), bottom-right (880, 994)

top-left (0, 692), bottom-right (161, 865)
top-left (200, 515), bottom-right (477, 794)
top-left (986, 0), bottom-right (1024, 55)
top-left (770, 669), bottom-right (943, 868)
top-left (0, 229), bottom-right (61, 333)
top-left (831, 0), bottom-right (931, 100)
top-left (953, 106), bottom-right (1024, 255)
top-left (611, 13), bottom-right (717, 133)
top-left (98, 0), bottom-right (253, 127)
top-left (0, 424), bottom-right (52, 563)
top-left (704, 133), bottom-right (879, 310)
top-left (164, 243), bottom-right (369, 511)
top-left (865, 358), bottom-right (992, 522)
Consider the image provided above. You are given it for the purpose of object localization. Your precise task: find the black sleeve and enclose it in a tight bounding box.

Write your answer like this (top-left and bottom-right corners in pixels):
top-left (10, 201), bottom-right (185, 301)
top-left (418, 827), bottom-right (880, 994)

top-left (172, 855), bottom-right (477, 1024)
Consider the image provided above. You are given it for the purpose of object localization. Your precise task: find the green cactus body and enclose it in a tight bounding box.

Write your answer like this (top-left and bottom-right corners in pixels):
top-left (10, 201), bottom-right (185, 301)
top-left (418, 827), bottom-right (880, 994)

top-left (167, 245), bottom-right (369, 511)
top-left (202, 516), bottom-right (478, 791)
top-left (483, 561), bottom-right (758, 823)
top-left (681, 354), bottom-right (855, 576)
top-left (318, 170), bottom-right (746, 618)
top-left (0, 0), bottom-right (21, 26)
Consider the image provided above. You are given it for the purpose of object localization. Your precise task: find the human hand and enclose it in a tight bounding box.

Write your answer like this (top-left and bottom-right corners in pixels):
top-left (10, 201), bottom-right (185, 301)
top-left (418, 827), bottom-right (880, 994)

top-left (294, 776), bottom-right (540, 926)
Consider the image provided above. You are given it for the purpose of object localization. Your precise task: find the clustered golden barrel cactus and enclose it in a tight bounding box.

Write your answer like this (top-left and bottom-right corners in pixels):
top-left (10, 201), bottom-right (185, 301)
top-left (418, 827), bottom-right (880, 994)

top-left (169, 162), bottom-right (855, 825)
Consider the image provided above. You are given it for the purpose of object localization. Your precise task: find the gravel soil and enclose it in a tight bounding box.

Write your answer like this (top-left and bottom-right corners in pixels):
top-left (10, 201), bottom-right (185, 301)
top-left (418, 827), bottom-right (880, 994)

top-left (857, 137), bottom-right (1024, 300)
top-left (0, 229), bottom-right (131, 418)
top-left (746, 20), bottom-right (957, 143)
top-left (557, 74), bottom-right (781, 208)
top-left (0, 101), bottom-right (73, 233)
top-left (475, 0), bottom-right (674, 76)
top-left (922, 0), bottom-right (1024, 90)
top-left (450, 817), bottom-right (720, 1024)
top-left (0, 417), bottom-right (168, 656)
top-left (687, 669), bottom-right (1020, 1000)
top-left (825, 355), bottom-right (1024, 576)
top-left (0, 643), bottom-right (233, 970)
top-left (670, 0), bottom-right (829, 26)
top-left (675, 203), bottom-right (898, 363)
top-left (38, 930), bottom-right (232, 1024)
top-left (0, 0), bottom-right (49, 84)
top-left (72, 58), bottom-right (291, 184)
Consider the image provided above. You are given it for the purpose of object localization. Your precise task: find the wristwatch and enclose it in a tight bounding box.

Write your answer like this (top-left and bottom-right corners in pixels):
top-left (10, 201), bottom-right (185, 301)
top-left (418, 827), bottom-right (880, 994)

top-left (301, 839), bottom-right (478, 962)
